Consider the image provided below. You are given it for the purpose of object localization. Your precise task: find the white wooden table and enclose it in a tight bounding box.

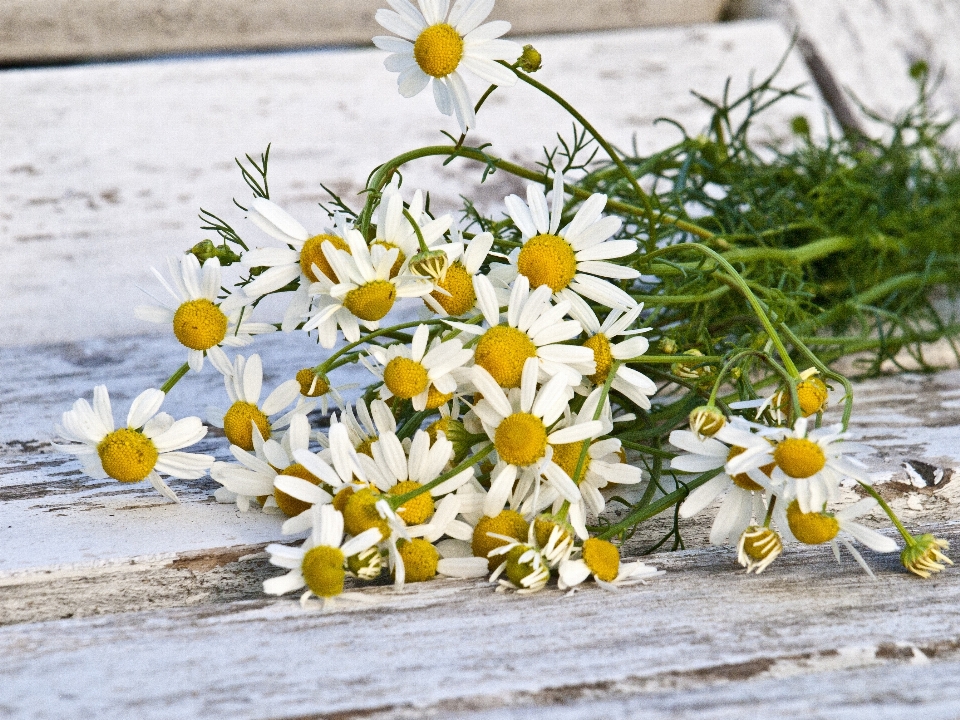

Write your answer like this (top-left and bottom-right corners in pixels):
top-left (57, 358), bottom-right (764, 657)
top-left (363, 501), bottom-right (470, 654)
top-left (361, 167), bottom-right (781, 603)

top-left (3, 4), bottom-right (960, 717)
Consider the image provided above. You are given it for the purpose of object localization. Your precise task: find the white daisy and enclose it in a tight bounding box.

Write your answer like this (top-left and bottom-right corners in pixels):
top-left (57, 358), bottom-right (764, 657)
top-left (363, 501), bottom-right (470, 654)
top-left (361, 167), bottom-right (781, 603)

top-left (373, 0), bottom-right (522, 132)
top-left (135, 254), bottom-right (274, 374)
top-left (56, 385), bottom-right (211, 502)
top-left (263, 504), bottom-right (382, 607)
top-left (363, 324), bottom-right (472, 410)
top-left (448, 274), bottom-right (595, 387)
top-left (471, 358), bottom-right (604, 517)
top-left (557, 538), bottom-right (660, 591)
top-left (207, 353), bottom-right (308, 451)
top-left (242, 198), bottom-right (354, 332)
top-left (303, 230), bottom-right (432, 348)
top-left (494, 171), bottom-right (640, 313)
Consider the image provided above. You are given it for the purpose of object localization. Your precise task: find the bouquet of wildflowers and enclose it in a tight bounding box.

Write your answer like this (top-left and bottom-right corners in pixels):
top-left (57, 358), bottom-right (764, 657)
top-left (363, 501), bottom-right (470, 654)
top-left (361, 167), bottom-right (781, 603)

top-left (56, 0), bottom-right (956, 607)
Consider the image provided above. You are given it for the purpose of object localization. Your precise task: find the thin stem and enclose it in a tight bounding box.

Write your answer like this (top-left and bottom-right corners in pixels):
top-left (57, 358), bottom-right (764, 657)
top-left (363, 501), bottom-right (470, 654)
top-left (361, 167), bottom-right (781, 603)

top-left (160, 363), bottom-right (190, 394)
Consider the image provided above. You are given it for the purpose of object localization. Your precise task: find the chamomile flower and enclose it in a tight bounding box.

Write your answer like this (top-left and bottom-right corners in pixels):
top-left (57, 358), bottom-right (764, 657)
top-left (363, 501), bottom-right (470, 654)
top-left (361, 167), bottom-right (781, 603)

top-left (263, 504), bottom-right (382, 608)
top-left (448, 275), bottom-right (595, 387)
top-left (303, 231), bottom-right (432, 348)
top-left (423, 229), bottom-right (495, 317)
top-left (135, 254), bottom-right (273, 374)
top-left (373, 0), bottom-right (522, 132)
top-left (496, 171), bottom-right (640, 313)
top-left (372, 186), bottom-right (452, 277)
top-left (785, 497), bottom-right (898, 577)
top-left (557, 538), bottom-right (660, 591)
top-left (671, 420), bottom-right (780, 546)
top-left (471, 358), bottom-right (605, 517)
top-left (207, 353), bottom-right (307, 451)
top-left (56, 386), bottom-right (211, 502)
top-left (576, 305), bottom-right (658, 410)
top-left (727, 417), bottom-right (873, 514)
top-left (242, 198), bottom-right (354, 332)
top-left (364, 324), bottom-right (471, 410)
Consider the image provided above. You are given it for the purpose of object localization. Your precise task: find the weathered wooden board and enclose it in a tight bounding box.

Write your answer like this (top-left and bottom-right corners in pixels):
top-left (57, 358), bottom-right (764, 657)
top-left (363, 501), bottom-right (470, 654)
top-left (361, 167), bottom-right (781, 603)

top-left (0, 0), bottom-right (727, 64)
top-left (0, 20), bottom-right (826, 347)
top-left (774, 0), bottom-right (960, 144)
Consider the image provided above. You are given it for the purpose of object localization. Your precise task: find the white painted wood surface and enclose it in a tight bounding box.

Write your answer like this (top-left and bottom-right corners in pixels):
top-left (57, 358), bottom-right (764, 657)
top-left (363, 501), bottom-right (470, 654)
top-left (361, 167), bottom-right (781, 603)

top-left (0, 20), bottom-right (824, 347)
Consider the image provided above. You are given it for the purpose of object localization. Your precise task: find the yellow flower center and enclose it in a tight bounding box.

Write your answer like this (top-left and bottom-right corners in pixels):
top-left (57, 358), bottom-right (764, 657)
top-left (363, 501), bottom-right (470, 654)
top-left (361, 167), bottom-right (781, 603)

top-left (300, 545), bottom-right (346, 598)
top-left (389, 480), bottom-right (435, 525)
top-left (428, 261), bottom-right (476, 316)
top-left (786, 499), bottom-right (839, 545)
top-left (300, 234), bottom-right (350, 283)
top-left (797, 377), bottom-right (829, 417)
top-left (773, 437), bottom-right (826, 479)
top-left (172, 298), bottom-right (227, 351)
top-left (582, 537), bottom-right (620, 582)
top-left (425, 386), bottom-right (453, 410)
top-left (474, 325), bottom-right (537, 388)
top-left (97, 428), bottom-right (159, 482)
top-left (551, 440), bottom-right (588, 484)
top-left (383, 357), bottom-right (430, 399)
top-left (342, 487), bottom-right (391, 539)
top-left (273, 462), bottom-right (325, 517)
top-left (296, 368), bottom-right (330, 398)
top-left (371, 241), bottom-right (406, 279)
top-left (583, 333), bottom-right (613, 384)
top-left (495, 412), bottom-right (548, 467)
top-left (516, 234), bottom-right (578, 292)
top-left (473, 510), bottom-right (529, 571)
top-left (222, 401), bottom-right (271, 451)
top-left (397, 538), bottom-right (439, 583)
top-left (344, 280), bottom-right (397, 321)
top-left (413, 23), bottom-right (464, 78)
top-left (726, 446), bottom-right (772, 492)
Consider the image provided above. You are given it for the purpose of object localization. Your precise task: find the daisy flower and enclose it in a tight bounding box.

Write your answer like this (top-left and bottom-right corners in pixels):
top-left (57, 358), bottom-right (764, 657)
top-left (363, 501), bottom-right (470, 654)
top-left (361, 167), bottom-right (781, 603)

top-left (373, 0), bottom-right (522, 132)
top-left (207, 353), bottom-right (307, 451)
top-left (495, 171), bottom-right (640, 314)
top-left (263, 504), bottom-right (382, 607)
top-left (727, 417), bottom-right (873, 515)
top-left (363, 324), bottom-right (472, 410)
top-left (557, 538), bottom-right (660, 591)
top-left (672, 419), bottom-right (781, 546)
top-left (471, 358), bottom-right (605, 517)
top-left (372, 185), bottom-right (452, 277)
top-left (448, 274), bottom-right (595, 387)
top-left (56, 386), bottom-right (211, 502)
top-left (135, 254), bottom-right (273, 374)
top-left (242, 198), bottom-right (354, 332)
top-left (423, 229), bottom-right (495, 317)
top-left (576, 305), bottom-right (658, 410)
top-left (785, 497), bottom-right (899, 578)
top-left (303, 230), bottom-right (432, 348)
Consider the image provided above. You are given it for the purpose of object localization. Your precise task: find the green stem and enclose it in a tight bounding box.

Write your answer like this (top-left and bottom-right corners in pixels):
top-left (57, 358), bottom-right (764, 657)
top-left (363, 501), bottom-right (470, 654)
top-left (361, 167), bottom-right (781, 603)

top-left (160, 363), bottom-right (190, 394)
top-left (388, 443), bottom-right (495, 509)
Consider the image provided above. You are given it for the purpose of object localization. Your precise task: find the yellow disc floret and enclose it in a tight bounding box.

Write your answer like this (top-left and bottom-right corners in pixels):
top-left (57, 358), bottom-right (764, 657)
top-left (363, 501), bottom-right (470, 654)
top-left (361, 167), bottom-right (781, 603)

top-left (97, 428), bottom-right (159, 483)
top-left (773, 437), bottom-right (826, 479)
top-left (344, 280), bottom-right (397, 322)
top-left (172, 298), bottom-right (227, 351)
top-left (413, 23), bottom-right (464, 78)
top-left (342, 487), bottom-right (391, 539)
top-left (397, 538), bottom-right (439, 583)
top-left (383, 357), bottom-right (430, 399)
top-left (296, 368), bottom-right (330, 398)
top-left (429, 262), bottom-right (476, 316)
top-left (474, 325), bottom-right (537, 388)
top-left (581, 537), bottom-right (620, 582)
top-left (550, 440), bottom-right (587, 485)
top-left (389, 480), bottom-right (435, 525)
top-left (222, 401), bottom-right (271, 451)
top-left (274, 462), bottom-right (324, 517)
top-left (786, 499), bottom-right (839, 545)
top-left (473, 510), bottom-right (529, 570)
top-left (300, 545), bottom-right (346, 598)
top-left (300, 234), bottom-right (351, 283)
top-left (583, 333), bottom-right (613, 384)
top-left (495, 412), bottom-right (547, 467)
top-left (517, 234), bottom-right (578, 292)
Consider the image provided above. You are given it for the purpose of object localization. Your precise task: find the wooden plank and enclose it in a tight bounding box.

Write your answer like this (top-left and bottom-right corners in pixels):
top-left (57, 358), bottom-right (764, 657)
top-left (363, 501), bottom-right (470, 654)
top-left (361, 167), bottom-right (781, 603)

top-left (0, 20), bottom-right (825, 347)
top-left (0, 0), bottom-right (726, 64)
top-left (773, 0), bottom-right (960, 143)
